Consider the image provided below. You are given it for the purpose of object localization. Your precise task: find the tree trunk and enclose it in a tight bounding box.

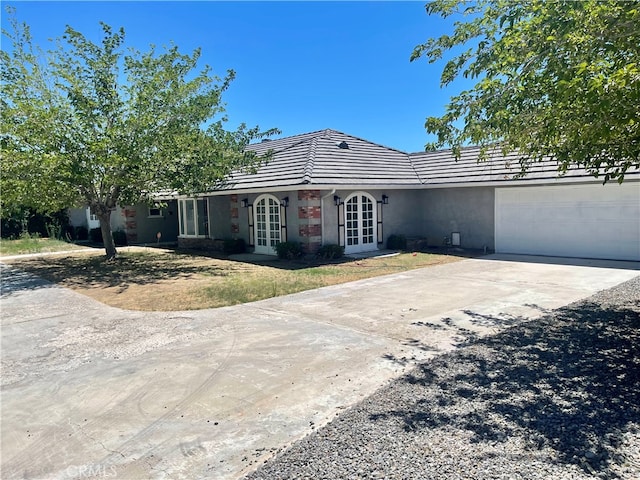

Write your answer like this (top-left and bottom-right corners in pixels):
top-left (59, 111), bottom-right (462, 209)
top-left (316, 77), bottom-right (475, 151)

top-left (97, 210), bottom-right (117, 260)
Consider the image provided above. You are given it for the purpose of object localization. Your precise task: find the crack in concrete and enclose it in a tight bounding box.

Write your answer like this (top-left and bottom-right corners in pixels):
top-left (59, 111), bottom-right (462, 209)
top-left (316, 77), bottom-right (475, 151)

top-left (68, 418), bottom-right (126, 459)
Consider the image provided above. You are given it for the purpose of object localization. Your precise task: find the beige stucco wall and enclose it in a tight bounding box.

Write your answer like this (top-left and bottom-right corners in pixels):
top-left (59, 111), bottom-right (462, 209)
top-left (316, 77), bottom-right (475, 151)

top-left (323, 189), bottom-right (424, 248)
top-left (132, 201), bottom-right (179, 244)
top-left (419, 187), bottom-right (495, 250)
top-left (198, 186), bottom-right (496, 253)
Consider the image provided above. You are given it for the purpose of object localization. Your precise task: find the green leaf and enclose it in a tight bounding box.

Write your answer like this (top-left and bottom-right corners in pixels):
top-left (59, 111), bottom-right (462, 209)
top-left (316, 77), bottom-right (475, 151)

top-left (413, 0), bottom-right (640, 182)
top-left (1, 8), bottom-right (279, 256)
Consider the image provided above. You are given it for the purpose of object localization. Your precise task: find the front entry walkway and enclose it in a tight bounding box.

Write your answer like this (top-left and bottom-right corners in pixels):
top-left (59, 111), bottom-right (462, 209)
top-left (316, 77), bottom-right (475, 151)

top-left (1, 255), bottom-right (638, 479)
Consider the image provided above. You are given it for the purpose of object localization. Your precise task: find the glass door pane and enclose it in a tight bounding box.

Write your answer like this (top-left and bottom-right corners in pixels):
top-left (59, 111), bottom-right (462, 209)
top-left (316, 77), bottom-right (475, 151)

top-left (268, 198), bottom-right (281, 247)
top-left (197, 199), bottom-right (208, 237)
top-left (344, 193), bottom-right (377, 254)
top-left (185, 200), bottom-right (195, 236)
top-left (346, 196), bottom-right (359, 246)
top-left (254, 196), bottom-right (281, 255)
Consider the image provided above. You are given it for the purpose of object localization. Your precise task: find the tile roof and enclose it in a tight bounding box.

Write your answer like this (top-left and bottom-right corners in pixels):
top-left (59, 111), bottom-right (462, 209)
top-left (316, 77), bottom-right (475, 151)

top-left (224, 129), bottom-right (414, 190)
top-left (212, 128), bottom-right (638, 192)
top-left (408, 146), bottom-right (609, 186)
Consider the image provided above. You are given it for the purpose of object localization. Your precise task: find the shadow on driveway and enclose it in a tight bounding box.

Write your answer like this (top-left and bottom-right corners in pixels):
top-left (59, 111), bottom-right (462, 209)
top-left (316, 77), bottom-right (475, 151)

top-left (372, 298), bottom-right (640, 477)
top-left (0, 263), bottom-right (56, 297)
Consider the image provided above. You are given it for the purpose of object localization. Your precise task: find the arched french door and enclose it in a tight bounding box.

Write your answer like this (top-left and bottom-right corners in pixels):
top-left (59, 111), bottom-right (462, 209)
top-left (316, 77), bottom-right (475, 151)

top-left (253, 194), bottom-right (282, 255)
top-left (343, 192), bottom-right (377, 254)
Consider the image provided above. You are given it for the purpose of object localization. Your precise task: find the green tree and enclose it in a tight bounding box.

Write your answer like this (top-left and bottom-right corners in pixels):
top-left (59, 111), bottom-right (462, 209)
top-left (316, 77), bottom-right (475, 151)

top-left (1, 10), bottom-right (277, 258)
top-left (412, 0), bottom-right (640, 182)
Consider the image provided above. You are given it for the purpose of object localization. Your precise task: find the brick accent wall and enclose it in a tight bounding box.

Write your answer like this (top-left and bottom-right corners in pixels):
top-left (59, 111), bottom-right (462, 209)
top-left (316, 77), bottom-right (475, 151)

top-left (178, 237), bottom-right (225, 251)
top-left (122, 207), bottom-right (137, 243)
top-left (298, 190), bottom-right (321, 201)
top-left (297, 190), bottom-right (322, 253)
top-left (305, 241), bottom-right (322, 253)
top-left (298, 206), bottom-right (321, 219)
top-left (299, 224), bottom-right (321, 237)
top-left (230, 195), bottom-right (240, 236)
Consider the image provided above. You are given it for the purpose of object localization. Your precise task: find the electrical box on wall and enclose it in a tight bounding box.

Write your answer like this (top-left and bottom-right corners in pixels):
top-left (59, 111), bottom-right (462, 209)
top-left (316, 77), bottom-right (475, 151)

top-left (451, 232), bottom-right (461, 246)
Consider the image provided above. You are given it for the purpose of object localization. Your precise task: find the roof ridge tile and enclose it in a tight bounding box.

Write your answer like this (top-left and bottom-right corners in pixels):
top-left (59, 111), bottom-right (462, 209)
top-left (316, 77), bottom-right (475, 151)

top-left (408, 154), bottom-right (425, 184)
top-left (302, 137), bottom-right (318, 184)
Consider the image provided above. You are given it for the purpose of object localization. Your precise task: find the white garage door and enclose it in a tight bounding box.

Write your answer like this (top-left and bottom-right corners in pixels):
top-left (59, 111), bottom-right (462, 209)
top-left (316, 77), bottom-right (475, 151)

top-left (495, 183), bottom-right (640, 261)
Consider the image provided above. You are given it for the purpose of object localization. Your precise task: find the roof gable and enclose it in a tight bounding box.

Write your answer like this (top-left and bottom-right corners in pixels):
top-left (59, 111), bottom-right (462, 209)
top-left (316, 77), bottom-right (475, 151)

top-left (245, 129), bottom-right (326, 156)
top-left (225, 129), bottom-right (415, 190)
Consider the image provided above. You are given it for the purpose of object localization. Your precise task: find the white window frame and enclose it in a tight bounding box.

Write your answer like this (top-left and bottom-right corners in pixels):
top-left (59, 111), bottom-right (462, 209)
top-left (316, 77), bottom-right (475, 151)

top-left (148, 205), bottom-right (163, 218)
top-left (86, 207), bottom-right (100, 229)
top-left (178, 198), bottom-right (208, 238)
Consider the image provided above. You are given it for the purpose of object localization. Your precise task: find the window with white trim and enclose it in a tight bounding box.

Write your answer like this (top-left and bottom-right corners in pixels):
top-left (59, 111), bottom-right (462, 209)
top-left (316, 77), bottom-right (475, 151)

top-left (86, 207), bottom-right (100, 229)
top-left (178, 198), bottom-right (208, 237)
top-left (148, 205), bottom-right (163, 218)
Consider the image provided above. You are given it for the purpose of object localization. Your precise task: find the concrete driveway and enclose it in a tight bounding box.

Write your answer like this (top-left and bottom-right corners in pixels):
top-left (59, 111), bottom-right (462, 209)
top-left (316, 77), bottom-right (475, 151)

top-left (1, 254), bottom-right (638, 480)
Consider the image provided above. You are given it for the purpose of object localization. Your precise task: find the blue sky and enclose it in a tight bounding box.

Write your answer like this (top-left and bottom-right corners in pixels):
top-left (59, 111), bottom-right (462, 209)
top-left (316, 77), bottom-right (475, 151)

top-left (1, 1), bottom-right (470, 152)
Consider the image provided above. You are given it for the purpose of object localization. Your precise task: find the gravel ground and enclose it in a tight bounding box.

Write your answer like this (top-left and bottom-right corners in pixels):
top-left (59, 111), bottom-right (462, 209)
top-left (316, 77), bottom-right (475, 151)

top-left (245, 275), bottom-right (640, 480)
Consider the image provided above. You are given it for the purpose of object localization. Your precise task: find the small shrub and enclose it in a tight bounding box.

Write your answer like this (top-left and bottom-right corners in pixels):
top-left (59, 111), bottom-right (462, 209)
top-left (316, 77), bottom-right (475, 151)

top-left (1, 208), bottom-right (68, 238)
top-left (18, 231), bottom-right (40, 241)
top-left (89, 228), bottom-right (126, 246)
top-left (223, 238), bottom-right (246, 254)
top-left (316, 244), bottom-right (344, 259)
top-left (45, 221), bottom-right (63, 240)
top-left (90, 227), bottom-right (103, 243)
top-left (112, 230), bottom-right (128, 246)
top-left (274, 241), bottom-right (304, 260)
top-left (387, 234), bottom-right (407, 250)
top-left (75, 226), bottom-right (89, 241)
top-left (1, 216), bottom-right (25, 239)
top-left (64, 225), bottom-right (75, 241)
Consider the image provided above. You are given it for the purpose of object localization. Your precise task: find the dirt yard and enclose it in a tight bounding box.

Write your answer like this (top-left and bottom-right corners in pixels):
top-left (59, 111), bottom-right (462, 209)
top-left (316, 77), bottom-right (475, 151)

top-left (6, 247), bottom-right (464, 310)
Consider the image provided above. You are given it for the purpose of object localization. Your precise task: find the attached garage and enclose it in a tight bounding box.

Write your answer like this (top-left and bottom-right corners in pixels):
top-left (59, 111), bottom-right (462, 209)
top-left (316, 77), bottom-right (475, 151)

top-left (495, 182), bottom-right (640, 261)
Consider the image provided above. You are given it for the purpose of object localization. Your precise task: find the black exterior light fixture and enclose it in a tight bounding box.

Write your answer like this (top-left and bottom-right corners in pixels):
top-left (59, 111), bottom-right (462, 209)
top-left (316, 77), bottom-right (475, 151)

top-left (382, 194), bottom-right (389, 205)
top-left (241, 198), bottom-right (249, 208)
top-left (334, 195), bottom-right (342, 206)
top-left (337, 141), bottom-right (349, 149)
top-left (281, 196), bottom-right (289, 207)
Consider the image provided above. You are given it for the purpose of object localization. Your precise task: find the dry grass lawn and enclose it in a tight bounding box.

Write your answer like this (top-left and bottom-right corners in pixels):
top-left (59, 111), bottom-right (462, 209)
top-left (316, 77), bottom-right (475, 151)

top-left (6, 247), bottom-right (467, 311)
top-left (0, 237), bottom-right (93, 256)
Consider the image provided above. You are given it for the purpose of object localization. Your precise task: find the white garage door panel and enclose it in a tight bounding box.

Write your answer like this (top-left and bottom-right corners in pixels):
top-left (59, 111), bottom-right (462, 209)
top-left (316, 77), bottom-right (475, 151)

top-left (495, 183), bottom-right (640, 261)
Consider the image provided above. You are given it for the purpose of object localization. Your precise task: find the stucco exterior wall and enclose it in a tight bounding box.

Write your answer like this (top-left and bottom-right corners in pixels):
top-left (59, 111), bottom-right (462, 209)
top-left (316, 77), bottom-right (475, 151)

top-left (68, 202), bottom-right (178, 244)
top-left (377, 189), bottom-right (424, 241)
top-left (323, 189), bottom-right (423, 248)
top-left (419, 187), bottom-right (495, 250)
top-left (67, 208), bottom-right (87, 228)
top-left (111, 208), bottom-right (126, 233)
top-left (202, 187), bottom-right (495, 254)
top-left (132, 201), bottom-right (179, 244)
top-left (72, 186), bottom-right (498, 252)
top-left (67, 206), bottom-right (124, 232)
top-left (320, 192), bottom-right (339, 246)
